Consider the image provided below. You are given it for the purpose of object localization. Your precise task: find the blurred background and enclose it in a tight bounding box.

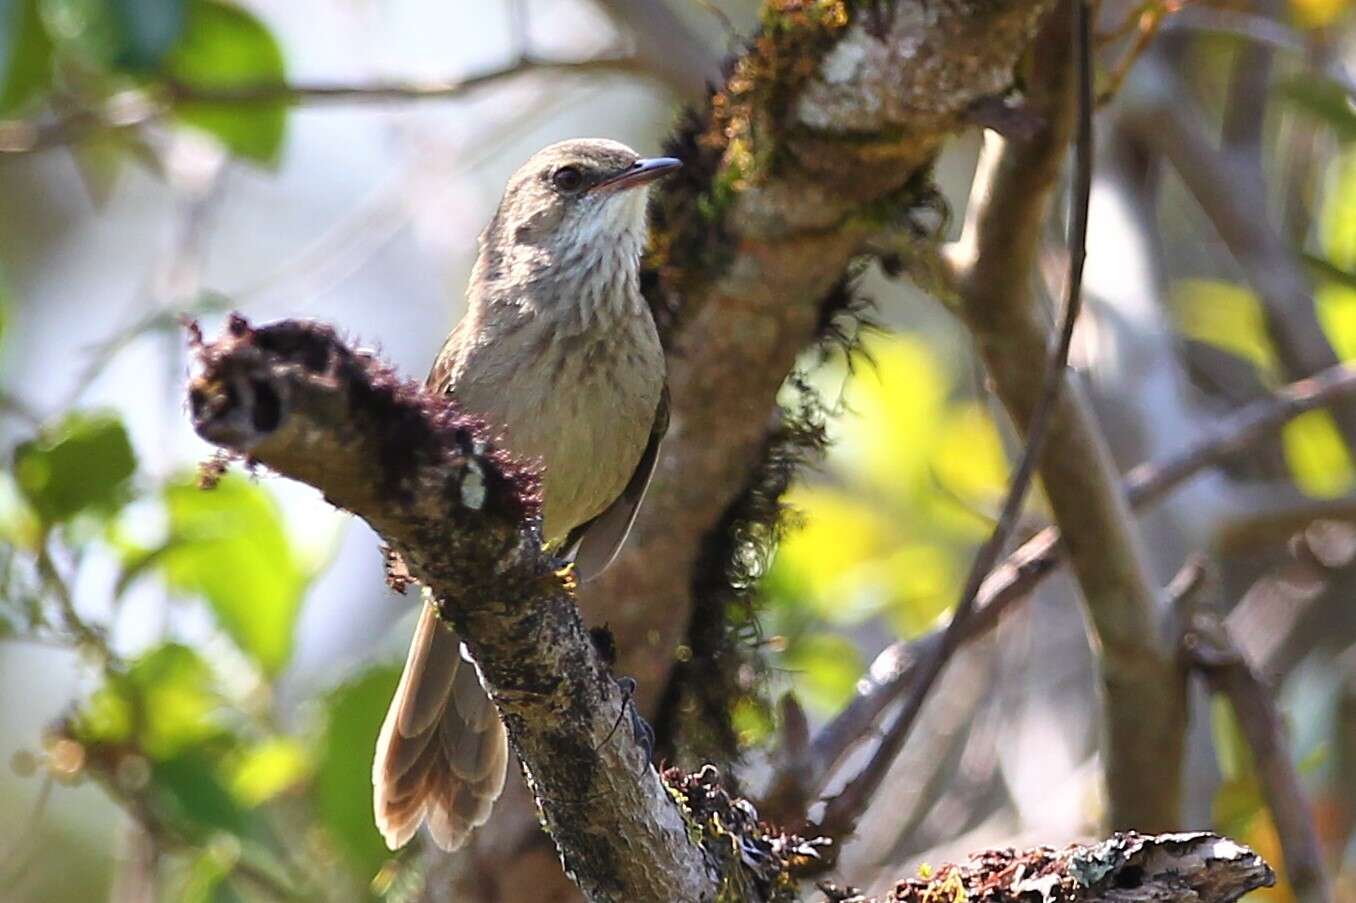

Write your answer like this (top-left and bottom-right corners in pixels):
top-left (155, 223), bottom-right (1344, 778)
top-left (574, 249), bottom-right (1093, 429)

top-left (1, 0), bottom-right (1355, 900)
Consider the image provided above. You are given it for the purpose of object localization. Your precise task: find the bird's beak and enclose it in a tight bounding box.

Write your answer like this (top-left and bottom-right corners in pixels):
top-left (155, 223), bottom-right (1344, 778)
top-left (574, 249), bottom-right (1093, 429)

top-left (595, 157), bottom-right (683, 193)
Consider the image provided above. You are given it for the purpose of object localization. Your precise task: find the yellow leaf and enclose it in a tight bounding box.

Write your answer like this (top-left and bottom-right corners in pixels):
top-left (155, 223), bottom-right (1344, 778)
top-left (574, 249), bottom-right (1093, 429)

top-left (1282, 410), bottom-right (1355, 498)
top-left (1171, 279), bottom-right (1278, 376)
top-left (773, 486), bottom-right (897, 623)
top-left (1291, 0), bottom-right (1349, 30)
top-left (835, 334), bottom-right (948, 495)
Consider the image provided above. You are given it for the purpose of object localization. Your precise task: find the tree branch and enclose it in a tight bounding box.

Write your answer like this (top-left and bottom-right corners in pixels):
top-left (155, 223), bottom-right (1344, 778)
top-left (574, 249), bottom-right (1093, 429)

top-left (186, 317), bottom-right (721, 903)
top-left (814, 0), bottom-right (1095, 841)
top-left (836, 831), bottom-right (1273, 903)
top-left (945, 0), bottom-right (1186, 831)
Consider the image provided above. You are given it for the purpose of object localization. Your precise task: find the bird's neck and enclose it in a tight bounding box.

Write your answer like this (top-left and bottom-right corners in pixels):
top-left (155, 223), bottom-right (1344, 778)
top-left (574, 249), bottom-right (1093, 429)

top-left (468, 225), bottom-right (648, 336)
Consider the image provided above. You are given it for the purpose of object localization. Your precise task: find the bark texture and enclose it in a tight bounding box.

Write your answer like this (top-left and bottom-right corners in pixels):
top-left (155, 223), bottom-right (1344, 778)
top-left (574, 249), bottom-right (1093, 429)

top-left (846, 831), bottom-right (1273, 903)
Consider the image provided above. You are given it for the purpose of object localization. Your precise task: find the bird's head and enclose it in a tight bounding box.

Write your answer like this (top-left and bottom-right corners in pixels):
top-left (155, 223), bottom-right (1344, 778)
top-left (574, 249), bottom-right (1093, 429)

top-left (486, 139), bottom-right (681, 271)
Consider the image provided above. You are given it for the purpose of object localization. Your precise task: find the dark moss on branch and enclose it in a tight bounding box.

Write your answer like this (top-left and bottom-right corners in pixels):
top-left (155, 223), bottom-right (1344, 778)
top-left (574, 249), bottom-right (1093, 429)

top-left (654, 272), bottom-right (877, 765)
top-left (196, 316), bottom-right (542, 521)
top-left (664, 765), bottom-right (828, 903)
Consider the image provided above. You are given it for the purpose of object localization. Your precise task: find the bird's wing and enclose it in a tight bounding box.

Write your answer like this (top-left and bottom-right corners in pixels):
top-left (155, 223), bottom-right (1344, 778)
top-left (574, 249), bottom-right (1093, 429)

top-left (566, 385), bottom-right (669, 582)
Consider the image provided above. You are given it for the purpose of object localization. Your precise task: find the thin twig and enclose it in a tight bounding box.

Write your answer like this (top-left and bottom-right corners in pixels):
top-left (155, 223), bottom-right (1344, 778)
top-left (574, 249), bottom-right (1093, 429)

top-left (804, 363), bottom-right (1356, 805)
top-left (1124, 56), bottom-right (1356, 453)
top-left (35, 542), bottom-right (110, 662)
top-left (814, 0), bottom-right (1095, 839)
top-left (0, 55), bottom-right (645, 154)
top-left (0, 774), bottom-right (53, 885)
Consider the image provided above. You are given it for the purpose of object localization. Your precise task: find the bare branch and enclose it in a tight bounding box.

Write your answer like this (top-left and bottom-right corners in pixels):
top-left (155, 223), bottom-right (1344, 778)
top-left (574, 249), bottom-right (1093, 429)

top-left (1185, 615), bottom-right (1332, 903)
top-left (836, 832), bottom-right (1272, 903)
top-left (593, 0), bottom-right (722, 101)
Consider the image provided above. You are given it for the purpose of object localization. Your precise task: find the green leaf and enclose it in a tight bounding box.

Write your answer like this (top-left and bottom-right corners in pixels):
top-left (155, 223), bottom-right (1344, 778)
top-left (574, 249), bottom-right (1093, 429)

top-left (780, 632), bottom-right (863, 715)
top-left (153, 750), bottom-right (255, 839)
top-left (74, 643), bottom-right (226, 758)
top-left (181, 843), bottom-right (246, 903)
top-left (108, 0), bottom-right (187, 71)
top-left (157, 475), bottom-right (308, 675)
top-left (131, 643), bottom-right (226, 757)
top-left (315, 666), bottom-right (401, 883)
top-left (0, 0), bottom-right (53, 115)
top-left (1211, 698), bottom-right (1266, 837)
top-left (165, 0), bottom-right (286, 164)
top-left (13, 411), bottom-right (136, 525)
top-left (1304, 252), bottom-right (1356, 293)
top-left (1279, 75), bottom-right (1356, 143)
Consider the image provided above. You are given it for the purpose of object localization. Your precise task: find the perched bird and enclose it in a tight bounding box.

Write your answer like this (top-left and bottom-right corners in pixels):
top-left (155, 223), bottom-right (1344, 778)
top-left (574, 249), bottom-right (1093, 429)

top-left (372, 139), bottom-right (679, 852)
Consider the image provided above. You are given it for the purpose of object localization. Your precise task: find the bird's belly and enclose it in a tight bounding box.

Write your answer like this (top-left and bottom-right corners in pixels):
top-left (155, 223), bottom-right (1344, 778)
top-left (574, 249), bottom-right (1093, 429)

top-left (451, 330), bottom-right (660, 544)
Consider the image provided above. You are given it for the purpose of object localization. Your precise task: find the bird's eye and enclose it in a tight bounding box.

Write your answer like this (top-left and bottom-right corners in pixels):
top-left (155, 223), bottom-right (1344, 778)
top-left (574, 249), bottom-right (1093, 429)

top-left (551, 165), bottom-right (585, 194)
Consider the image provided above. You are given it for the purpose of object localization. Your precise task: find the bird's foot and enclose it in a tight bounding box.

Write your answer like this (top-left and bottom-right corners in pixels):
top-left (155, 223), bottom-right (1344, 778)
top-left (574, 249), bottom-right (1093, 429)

top-left (615, 676), bottom-right (655, 762)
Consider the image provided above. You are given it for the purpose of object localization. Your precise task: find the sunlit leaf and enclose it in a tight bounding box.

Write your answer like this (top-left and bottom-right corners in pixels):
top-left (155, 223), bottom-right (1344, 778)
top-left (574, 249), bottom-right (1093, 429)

top-left (157, 475), bottom-right (309, 675)
top-left (766, 485), bottom-right (897, 624)
top-left (881, 542), bottom-right (958, 637)
top-left (1171, 278), bottom-right (1279, 376)
top-left (230, 737), bottom-right (309, 807)
top-left (76, 682), bottom-right (135, 745)
top-left (1282, 410), bottom-right (1355, 498)
top-left (1211, 697), bottom-right (1265, 835)
top-left (1317, 149), bottom-right (1356, 361)
top-left (315, 665), bottom-right (401, 882)
top-left (13, 411), bottom-right (136, 525)
top-left (836, 334), bottom-right (948, 495)
top-left (0, 0), bottom-right (53, 114)
top-left (133, 643), bottom-right (226, 757)
top-left (780, 632), bottom-right (863, 715)
top-left (732, 696), bottom-right (774, 748)
top-left (1290, 0), bottom-right (1351, 28)
top-left (928, 401), bottom-right (1010, 535)
top-left (166, 0), bottom-right (286, 164)
top-left (181, 842), bottom-right (245, 903)
top-left (1279, 76), bottom-right (1356, 144)
top-left (108, 0), bottom-right (186, 71)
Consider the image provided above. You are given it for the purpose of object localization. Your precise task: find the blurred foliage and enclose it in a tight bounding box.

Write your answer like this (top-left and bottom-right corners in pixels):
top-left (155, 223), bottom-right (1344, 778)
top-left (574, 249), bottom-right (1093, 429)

top-left (152, 476), bottom-right (311, 676)
top-left (166, 0), bottom-right (285, 163)
top-left (759, 334), bottom-right (1008, 717)
top-left (0, 0), bottom-right (287, 166)
top-left (0, 392), bottom-right (411, 896)
top-left (13, 411), bottom-right (134, 526)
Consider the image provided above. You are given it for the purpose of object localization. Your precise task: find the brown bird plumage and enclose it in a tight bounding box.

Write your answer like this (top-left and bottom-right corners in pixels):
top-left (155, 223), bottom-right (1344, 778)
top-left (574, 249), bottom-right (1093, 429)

top-left (372, 139), bottom-right (677, 852)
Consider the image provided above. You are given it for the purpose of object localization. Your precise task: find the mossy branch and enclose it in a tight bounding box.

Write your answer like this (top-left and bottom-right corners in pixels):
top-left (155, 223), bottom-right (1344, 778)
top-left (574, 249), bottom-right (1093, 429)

top-left (187, 315), bottom-right (722, 903)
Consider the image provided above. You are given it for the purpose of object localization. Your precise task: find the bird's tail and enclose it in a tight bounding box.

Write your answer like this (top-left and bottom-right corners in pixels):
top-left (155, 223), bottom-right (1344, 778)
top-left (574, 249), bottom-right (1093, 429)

top-left (372, 597), bottom-right (508, 851)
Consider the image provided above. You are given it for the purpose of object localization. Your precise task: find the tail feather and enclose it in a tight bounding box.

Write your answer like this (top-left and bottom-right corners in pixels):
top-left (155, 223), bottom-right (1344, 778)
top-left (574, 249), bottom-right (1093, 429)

top-left (373, 600), bottom-right (508, 852)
